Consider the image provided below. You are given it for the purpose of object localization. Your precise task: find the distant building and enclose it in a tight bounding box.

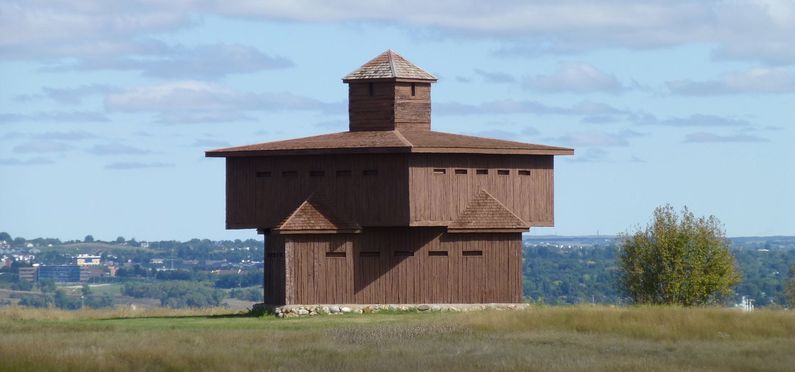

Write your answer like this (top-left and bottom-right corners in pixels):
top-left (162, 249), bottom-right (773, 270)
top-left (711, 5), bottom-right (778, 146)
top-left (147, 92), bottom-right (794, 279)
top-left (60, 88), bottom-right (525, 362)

top-left (75, 254), bottom-right (101, 266)
top-left (38, 265), bottom-right (81, 282)
top-left (18, 266), bottom-right (38, 282)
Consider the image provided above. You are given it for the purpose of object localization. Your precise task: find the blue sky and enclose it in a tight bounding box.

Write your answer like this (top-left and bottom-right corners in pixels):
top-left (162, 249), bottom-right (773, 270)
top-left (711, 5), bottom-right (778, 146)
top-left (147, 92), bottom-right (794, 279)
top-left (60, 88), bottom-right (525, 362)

top-left (1, 1), bottom-right (793, 241)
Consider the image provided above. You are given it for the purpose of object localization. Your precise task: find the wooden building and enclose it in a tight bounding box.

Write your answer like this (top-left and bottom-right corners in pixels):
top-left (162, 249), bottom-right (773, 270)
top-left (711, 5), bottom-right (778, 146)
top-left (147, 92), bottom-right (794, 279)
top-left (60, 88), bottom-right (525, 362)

top-left (207, 50), bottom-right (573, 305)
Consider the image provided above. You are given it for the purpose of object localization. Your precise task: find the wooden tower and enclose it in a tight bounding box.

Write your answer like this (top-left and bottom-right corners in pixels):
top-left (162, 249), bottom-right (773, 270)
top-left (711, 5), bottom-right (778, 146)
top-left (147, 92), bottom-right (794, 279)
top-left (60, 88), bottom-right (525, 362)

top-left (206, 50), bottom-right (573, 305)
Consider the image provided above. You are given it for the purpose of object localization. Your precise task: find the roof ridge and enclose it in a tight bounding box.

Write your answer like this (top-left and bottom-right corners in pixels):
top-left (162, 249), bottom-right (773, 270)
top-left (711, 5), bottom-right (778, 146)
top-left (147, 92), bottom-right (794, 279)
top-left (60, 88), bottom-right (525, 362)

top-left (393, 129), bottom-right (413, 147)
top-left (387, 50), bottom-right (397, 77)
top-left (276, 195), bottom-right (313, 229)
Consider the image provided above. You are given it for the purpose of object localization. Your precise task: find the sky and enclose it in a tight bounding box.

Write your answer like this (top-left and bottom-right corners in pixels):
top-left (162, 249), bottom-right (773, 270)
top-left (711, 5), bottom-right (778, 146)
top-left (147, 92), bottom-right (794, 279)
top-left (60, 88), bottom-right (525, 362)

top-left (1, 1), bottom-right (794, 242)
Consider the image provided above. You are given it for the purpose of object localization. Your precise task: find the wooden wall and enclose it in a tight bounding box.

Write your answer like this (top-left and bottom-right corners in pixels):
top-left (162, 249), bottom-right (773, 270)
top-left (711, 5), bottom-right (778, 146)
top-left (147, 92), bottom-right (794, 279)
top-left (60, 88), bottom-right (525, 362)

top-left (394, 82), bottom-right (431, 131)
top-left (226, 154), bottom-right (410, 229)
top-left (263, 234), bottom-right (286, 305)
top-left (348, 82), bottom-right (431, 132)
top-left (409, 154), bottom-right (554, 226)
top-left (273, 228), bottom-right (522, 305)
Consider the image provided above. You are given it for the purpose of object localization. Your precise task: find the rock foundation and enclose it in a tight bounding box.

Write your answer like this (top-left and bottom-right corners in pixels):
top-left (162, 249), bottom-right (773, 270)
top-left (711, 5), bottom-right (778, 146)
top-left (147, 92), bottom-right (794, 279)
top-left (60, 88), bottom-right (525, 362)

top-left (252, 303), bottom-right (529, 318)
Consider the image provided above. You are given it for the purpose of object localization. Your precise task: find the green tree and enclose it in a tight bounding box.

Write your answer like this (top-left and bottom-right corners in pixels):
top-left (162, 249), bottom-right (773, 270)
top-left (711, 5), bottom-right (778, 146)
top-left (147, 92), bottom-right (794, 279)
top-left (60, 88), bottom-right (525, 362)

top-left (38, 279), bottom-right (57, 293)
top-left (115, 236), bottom-right (125, 244)
top-left (618, 205), bottom-right (741, 306)
top-left (0, 232), bottom-right (11, 241)
top-left (84, 235), bottom-right (94, 243)
top-left (787, 265), bottom-right (795, 308)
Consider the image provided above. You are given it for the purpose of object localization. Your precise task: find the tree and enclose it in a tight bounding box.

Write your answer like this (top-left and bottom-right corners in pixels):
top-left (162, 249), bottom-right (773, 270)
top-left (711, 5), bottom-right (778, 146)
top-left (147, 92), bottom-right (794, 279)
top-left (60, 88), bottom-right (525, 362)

top-left (84, 235), bottom-right (94, 243)
top-left (115, 236), bottom-right (125, 244)
top-left (0, 232), bottom-right (11, 242)
top-left (38, 279), bottom-right (57, 293)
top-left (787, 265), bottom-right (795, 308)
top-left (618, 205), bottom-right (741, 306)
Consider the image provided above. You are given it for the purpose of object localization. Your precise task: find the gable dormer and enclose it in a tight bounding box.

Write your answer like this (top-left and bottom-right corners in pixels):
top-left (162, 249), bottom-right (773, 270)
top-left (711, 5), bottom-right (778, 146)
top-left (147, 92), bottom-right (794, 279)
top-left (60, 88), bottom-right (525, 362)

top-left (342, 50), bottom-right (437, 132)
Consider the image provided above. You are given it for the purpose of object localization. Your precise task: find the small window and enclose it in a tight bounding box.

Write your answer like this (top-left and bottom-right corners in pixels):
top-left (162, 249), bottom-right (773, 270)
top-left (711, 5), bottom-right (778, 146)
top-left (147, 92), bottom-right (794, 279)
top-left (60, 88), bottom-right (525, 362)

top-left (455, 169), bottom-right (467, 175)
top-left (363, 169), bottom-right (378, 176)
top-left (433, 168), bottom-right (446, 175)
top-left (282, 170), bottom-right (298, 177)
top-left (336, 170), bottom-right (352, 177)
top-left (518, 170), bottom-right (531, 176)
top-left (428, 251), bottom-right (448, 257)
top-left (394, 251), bottom-right (414, 257)
top-left (497, 170), bottom-right (510, 176)
top-left (360, 251), bottom-right (380, 257)
top-left (256, 171), bottom-right (271, 178)
top-left (463, 250), bottom-right (483, 257)
top-left (368, 83), bottom-right (374, 96)
top-left (309, 170), bottom-right (325, 177)
top-left (476, 169), bottom-right (488, 175)
top-left (411, 83), bottom-right (416, 96)
top-left (326, 252), bottom-right (346, 258)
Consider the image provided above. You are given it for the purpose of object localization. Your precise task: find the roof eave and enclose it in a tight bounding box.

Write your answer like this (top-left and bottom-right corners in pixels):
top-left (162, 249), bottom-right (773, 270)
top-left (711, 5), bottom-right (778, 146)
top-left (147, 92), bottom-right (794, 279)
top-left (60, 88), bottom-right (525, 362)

top-left (342, 77), bottom-right (438, 84)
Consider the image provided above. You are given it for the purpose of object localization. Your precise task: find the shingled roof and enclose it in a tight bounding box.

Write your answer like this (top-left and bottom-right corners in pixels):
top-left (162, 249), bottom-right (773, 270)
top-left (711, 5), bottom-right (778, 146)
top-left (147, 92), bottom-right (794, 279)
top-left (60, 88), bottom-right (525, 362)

top-left (343, 50), bottom-right (437, 82)
top-left (274, 194), bottom-right (361, 234)
top-left (206, 130), bottom-right (573, 157)
top-left (448, 189), bottom-right (529, 232)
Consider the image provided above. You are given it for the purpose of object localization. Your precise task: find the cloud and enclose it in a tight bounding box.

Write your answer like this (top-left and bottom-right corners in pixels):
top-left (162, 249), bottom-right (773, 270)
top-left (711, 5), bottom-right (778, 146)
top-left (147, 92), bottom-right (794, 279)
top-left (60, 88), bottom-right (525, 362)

top-left (105, 161), bottom-right (175, 170)
top-left (46, 44), bottom-right (294, 79)
top-left (523, 62), bottom-right (625, 93)
top-left (683, 132), bottom-right (768, 143)
top-left (0, 157), bottom-right (54, 166)
top-left (435, 99), bottom-right (624, 116)
top-left (87, 144), bottom-right (151, 156)
top-left (31, 131), bottom-right (97, 141)
top-left (104, 81), bottom-right (343, 123)
top-left (634, 113), bottom-right (750, 127)
top-left (667, 67), bottom-right (795, 95)
top-left (473, 69), bottom-right (516, 83)
top-left (0, 111), bottom-right (109, 123)
top-left (551, 129), bottom-right (641, 147)
top-left (12, 141), bottom-right (73, 154)
top-left (15, 84), bottom-right (116, 105)
top-left (3, 1), bottom-right (795, 65)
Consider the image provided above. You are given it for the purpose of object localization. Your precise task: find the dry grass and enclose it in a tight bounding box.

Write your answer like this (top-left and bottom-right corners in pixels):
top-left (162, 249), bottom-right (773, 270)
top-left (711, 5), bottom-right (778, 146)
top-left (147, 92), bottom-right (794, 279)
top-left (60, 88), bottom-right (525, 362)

top-left (1, 305), bottom-right (794, 372)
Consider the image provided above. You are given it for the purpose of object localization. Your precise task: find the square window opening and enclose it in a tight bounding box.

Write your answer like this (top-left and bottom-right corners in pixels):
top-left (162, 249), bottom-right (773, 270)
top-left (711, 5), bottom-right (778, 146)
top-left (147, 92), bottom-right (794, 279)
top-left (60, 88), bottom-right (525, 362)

top-left (497, 169), bottom-right (510, 175)
top-left (476, 169), bottom-right (488, 175)
top-left (518, 170), bottom-right (532, 176)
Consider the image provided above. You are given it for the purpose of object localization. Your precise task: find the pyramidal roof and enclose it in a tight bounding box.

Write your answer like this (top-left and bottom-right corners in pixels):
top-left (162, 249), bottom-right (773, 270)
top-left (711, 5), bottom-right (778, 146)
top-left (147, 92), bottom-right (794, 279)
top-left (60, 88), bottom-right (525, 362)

top-left (448, 189), bottom-right (529, 232)
top-left (275, 194), bottom-right (361, 233)
top-left (343, 50), bottom-right (437, 82)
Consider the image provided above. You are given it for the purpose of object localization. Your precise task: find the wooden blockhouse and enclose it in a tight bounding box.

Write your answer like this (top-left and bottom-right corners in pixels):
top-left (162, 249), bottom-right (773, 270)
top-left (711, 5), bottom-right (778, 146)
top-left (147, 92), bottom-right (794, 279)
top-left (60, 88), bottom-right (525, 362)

top-left (206, 50), bottom-right (573, 305)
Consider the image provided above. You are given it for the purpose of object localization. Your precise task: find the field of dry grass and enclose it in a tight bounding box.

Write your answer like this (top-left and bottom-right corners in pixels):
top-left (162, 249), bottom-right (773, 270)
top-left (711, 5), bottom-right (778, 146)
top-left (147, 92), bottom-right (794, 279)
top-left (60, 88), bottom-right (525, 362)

top-left (1, 305), bottom-right (794, 371)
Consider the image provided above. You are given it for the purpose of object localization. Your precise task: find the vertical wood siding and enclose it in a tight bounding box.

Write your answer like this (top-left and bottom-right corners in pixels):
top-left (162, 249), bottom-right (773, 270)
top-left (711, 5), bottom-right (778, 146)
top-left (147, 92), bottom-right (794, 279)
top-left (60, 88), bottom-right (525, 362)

top-left (272, 228), bottom-right (522, 304)
top-left (348, 82), bottom-right (431, 132)
top-left (226, 154), bottom-right (410, 229)
top-left (409, 154), bottom-right (554, 226)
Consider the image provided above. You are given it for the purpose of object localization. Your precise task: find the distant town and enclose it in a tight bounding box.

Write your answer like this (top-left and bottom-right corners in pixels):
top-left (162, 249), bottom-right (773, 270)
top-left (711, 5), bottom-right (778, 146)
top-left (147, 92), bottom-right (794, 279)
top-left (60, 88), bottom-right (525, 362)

top-left (1, 232), bottom-right (794, 310)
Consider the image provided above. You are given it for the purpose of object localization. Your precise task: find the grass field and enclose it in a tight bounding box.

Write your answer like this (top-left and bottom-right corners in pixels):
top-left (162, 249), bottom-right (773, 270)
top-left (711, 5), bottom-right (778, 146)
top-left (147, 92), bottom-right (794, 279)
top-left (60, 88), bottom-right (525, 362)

top-left (1, 305), bottom-right (794, 371)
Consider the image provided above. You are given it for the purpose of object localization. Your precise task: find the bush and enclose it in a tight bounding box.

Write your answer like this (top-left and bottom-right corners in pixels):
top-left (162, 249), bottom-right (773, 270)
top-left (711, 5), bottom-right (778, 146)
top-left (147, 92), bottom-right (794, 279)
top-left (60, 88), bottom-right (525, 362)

top-left (230, 287), bottom-right (263, 302)
top-left (618, 205), bottom-right (741, 306)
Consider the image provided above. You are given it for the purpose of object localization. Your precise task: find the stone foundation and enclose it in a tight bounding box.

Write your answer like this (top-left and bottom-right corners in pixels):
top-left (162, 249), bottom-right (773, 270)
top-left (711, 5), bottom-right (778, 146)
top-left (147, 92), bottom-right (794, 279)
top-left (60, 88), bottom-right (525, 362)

top-left (252, 303), bottom-right (529, 318)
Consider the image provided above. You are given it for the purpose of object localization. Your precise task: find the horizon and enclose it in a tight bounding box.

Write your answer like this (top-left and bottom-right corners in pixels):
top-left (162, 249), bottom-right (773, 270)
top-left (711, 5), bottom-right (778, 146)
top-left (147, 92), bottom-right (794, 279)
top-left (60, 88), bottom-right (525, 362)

top-left (1, 2), bottom-right (794, 241)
